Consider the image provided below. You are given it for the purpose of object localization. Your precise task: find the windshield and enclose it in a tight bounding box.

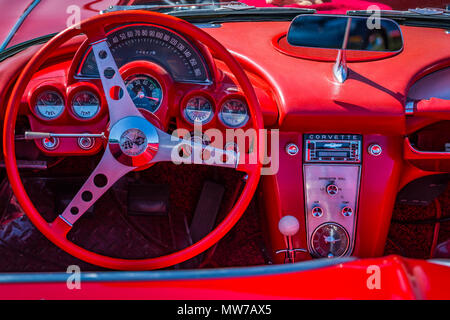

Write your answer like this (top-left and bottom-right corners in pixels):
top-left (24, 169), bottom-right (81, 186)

top-left (130, 0), bottom-right (447, 12)
top-left (0, 0), bottom-right (448, 52)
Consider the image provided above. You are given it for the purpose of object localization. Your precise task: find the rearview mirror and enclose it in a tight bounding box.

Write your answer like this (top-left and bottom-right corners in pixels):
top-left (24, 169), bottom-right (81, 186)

top-left (287, 15), bottom-right (403, 52)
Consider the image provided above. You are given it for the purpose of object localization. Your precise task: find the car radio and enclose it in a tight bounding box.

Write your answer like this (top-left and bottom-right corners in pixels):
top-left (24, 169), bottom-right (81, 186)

top-left (303, 134), bottom-right (362, 258)
top-left (304, 134), bottom-right (362, 163)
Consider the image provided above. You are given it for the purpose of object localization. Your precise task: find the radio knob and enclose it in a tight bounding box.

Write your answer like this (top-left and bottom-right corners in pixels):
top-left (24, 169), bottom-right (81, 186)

top-left (312, 206), bottom-right (323, 218)
top-left (341, 206), bottom-right (353, 217)
top-left (326, 184), bottom-right (338, 196)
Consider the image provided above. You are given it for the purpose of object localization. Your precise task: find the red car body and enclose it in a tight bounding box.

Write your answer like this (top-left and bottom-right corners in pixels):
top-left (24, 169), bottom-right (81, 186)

top-left (0, 0), bottom-right (448, 300)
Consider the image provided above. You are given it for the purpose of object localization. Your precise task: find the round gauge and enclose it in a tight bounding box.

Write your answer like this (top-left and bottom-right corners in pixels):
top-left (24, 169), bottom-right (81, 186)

top-left (311, 223), bottom-right (349, 258)
top-left (184, 96), bottom-right (213, 124)
top-left (219, 98), bottom-right (249, 128)
top-left (35, 90), bottom-right (64, 120)
top-left (125, 74), bottom-right (162, 113)
top-left (71, 90), bottom-right (100, 119)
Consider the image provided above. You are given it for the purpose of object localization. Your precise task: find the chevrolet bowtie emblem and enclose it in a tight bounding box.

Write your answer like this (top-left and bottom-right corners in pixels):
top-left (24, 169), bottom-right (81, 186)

top-left (323, 143), bottom-right (343, 148)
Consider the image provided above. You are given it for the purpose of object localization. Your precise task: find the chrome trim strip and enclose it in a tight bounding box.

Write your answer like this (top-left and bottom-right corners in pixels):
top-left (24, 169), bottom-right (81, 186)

top-left (0, 0), bottom-right (41, 52)
top-left (428, 259), bottom-right (450, 268)
top-left (0, 257), bottom-right (355, 283)
top-left (89, 38), bottom-right (107, 46)
top-left (74, 74), bottom-right (214, 86)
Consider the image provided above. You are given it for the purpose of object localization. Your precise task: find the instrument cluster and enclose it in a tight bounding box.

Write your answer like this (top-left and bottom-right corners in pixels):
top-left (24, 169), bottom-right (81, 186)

top-left (29, 83), bottom-right (104, 122)
top-left (180, 92), bottom-right (249, 128)
top-left (27, 80), bottom-right (250, 156)
top-left (22, 23), bottom-right (254, 156)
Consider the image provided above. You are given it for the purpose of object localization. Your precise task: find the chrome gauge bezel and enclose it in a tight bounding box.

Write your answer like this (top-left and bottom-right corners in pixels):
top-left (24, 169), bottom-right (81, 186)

top-left (75, 23), bottom-right (211, 85)
top-left (219, 98), bottom-right (249, 128)
top-left (34, 90), bottom-right (65, 120)
top-left (71, 90), bottom-right (101, 120)
top-left (183, 95), bottom-right (214, 125)
top-left (124, 74), bottom-right (164, 113)
top-left (310, 222), bottom-right (350, 258)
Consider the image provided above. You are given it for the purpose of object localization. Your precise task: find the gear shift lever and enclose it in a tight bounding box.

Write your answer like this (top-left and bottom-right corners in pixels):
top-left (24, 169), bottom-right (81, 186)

top-left (276, 215), bottom-right (307, 263)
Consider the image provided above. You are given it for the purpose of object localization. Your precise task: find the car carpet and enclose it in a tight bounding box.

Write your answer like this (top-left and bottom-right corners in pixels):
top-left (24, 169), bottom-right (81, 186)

top-left (0, 161), bottom-right (267, 271)
top-left (384, 182), bottom-right (450, 259)
top-left (0, 159), bottom-right (447, 270)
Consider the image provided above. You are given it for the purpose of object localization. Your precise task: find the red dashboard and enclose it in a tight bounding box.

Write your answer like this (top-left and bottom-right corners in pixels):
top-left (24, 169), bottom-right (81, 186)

top-left (7, 18), bottom-right (450, 260)
top-left (20, 22), bottom-right (450, 148)
top-left (20, 22), bottom-right (266, 156)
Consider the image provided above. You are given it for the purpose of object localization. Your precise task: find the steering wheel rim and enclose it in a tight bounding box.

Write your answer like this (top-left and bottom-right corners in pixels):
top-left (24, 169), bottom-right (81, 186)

top-left (3, 11), bottom-right (264, 270)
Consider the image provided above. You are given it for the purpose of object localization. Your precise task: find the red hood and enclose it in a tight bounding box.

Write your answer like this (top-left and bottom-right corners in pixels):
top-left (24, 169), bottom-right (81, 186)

top-left (0, 0), bottom-right (122, 50)
top-left (1, 0), bottom-right (446, 50)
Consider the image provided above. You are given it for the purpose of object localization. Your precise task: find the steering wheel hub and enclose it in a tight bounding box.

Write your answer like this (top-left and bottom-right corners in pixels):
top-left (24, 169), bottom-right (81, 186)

top-left (120, 129), bottom-right (148, 156)
top-left (109, 116), bottom-right (159, 167)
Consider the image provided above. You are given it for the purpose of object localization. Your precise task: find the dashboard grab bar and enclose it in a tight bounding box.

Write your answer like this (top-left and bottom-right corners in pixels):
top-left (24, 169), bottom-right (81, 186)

top-left (404, 137), bottom-right (450, 160)
top-left (407, 98), bottom-right (450, 120)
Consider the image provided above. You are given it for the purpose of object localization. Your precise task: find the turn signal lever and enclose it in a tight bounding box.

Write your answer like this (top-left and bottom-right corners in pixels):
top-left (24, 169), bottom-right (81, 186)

top-left (276, 215), bottom-right (307, 263)
top-left (405, 98), bottom-right (450, 119)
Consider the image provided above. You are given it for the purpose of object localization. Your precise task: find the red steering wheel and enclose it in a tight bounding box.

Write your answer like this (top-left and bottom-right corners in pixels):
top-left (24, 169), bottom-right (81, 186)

top-left (3, 11), bottom-right (263, 270)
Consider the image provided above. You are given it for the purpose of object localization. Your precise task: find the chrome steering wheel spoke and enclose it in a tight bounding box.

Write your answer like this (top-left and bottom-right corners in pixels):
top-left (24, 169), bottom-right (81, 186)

top-left (91, 40), bottom-right (143, 125)
top-left (58, 147), bottom-right (135, 227)
top-left (150, 128), bottom-right (240, 169)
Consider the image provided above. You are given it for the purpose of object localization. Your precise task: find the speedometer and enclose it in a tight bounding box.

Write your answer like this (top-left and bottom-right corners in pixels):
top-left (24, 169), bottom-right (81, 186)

top-left (219, 98), bottom-right (249, 128)
top-left (125, 74), bottom-right (162, 112)
top-left (77, 24), bottom-right (210, 84)
top-left (35, 90), bottom-right (64, 120)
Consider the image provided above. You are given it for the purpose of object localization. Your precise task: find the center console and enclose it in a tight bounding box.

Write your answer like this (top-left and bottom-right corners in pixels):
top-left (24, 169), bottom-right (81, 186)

top-left (303, 134), bottom-right (362, 258)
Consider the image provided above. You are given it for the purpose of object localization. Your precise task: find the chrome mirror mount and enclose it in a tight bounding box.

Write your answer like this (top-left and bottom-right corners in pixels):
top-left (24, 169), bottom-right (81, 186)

top-left (333, 17), bottom-right (351, 84)
top-left (333, 49), bottom-right (348, 84)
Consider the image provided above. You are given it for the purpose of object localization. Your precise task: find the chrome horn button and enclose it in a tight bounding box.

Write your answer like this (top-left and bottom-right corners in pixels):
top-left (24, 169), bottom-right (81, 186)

top-left (109, 116), bottom-right (159, 167)
top-left (120, 128), bottom-right (148, 156)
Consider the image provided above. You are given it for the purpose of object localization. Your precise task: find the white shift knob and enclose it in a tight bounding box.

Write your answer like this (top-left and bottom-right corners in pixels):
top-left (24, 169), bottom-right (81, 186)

top-left (278, 215), bottom-right (300, 236)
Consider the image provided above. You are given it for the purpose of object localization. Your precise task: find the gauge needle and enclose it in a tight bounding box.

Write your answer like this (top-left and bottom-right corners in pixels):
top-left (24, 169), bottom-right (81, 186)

top-left (135, 91), bottom-right (159, 101)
